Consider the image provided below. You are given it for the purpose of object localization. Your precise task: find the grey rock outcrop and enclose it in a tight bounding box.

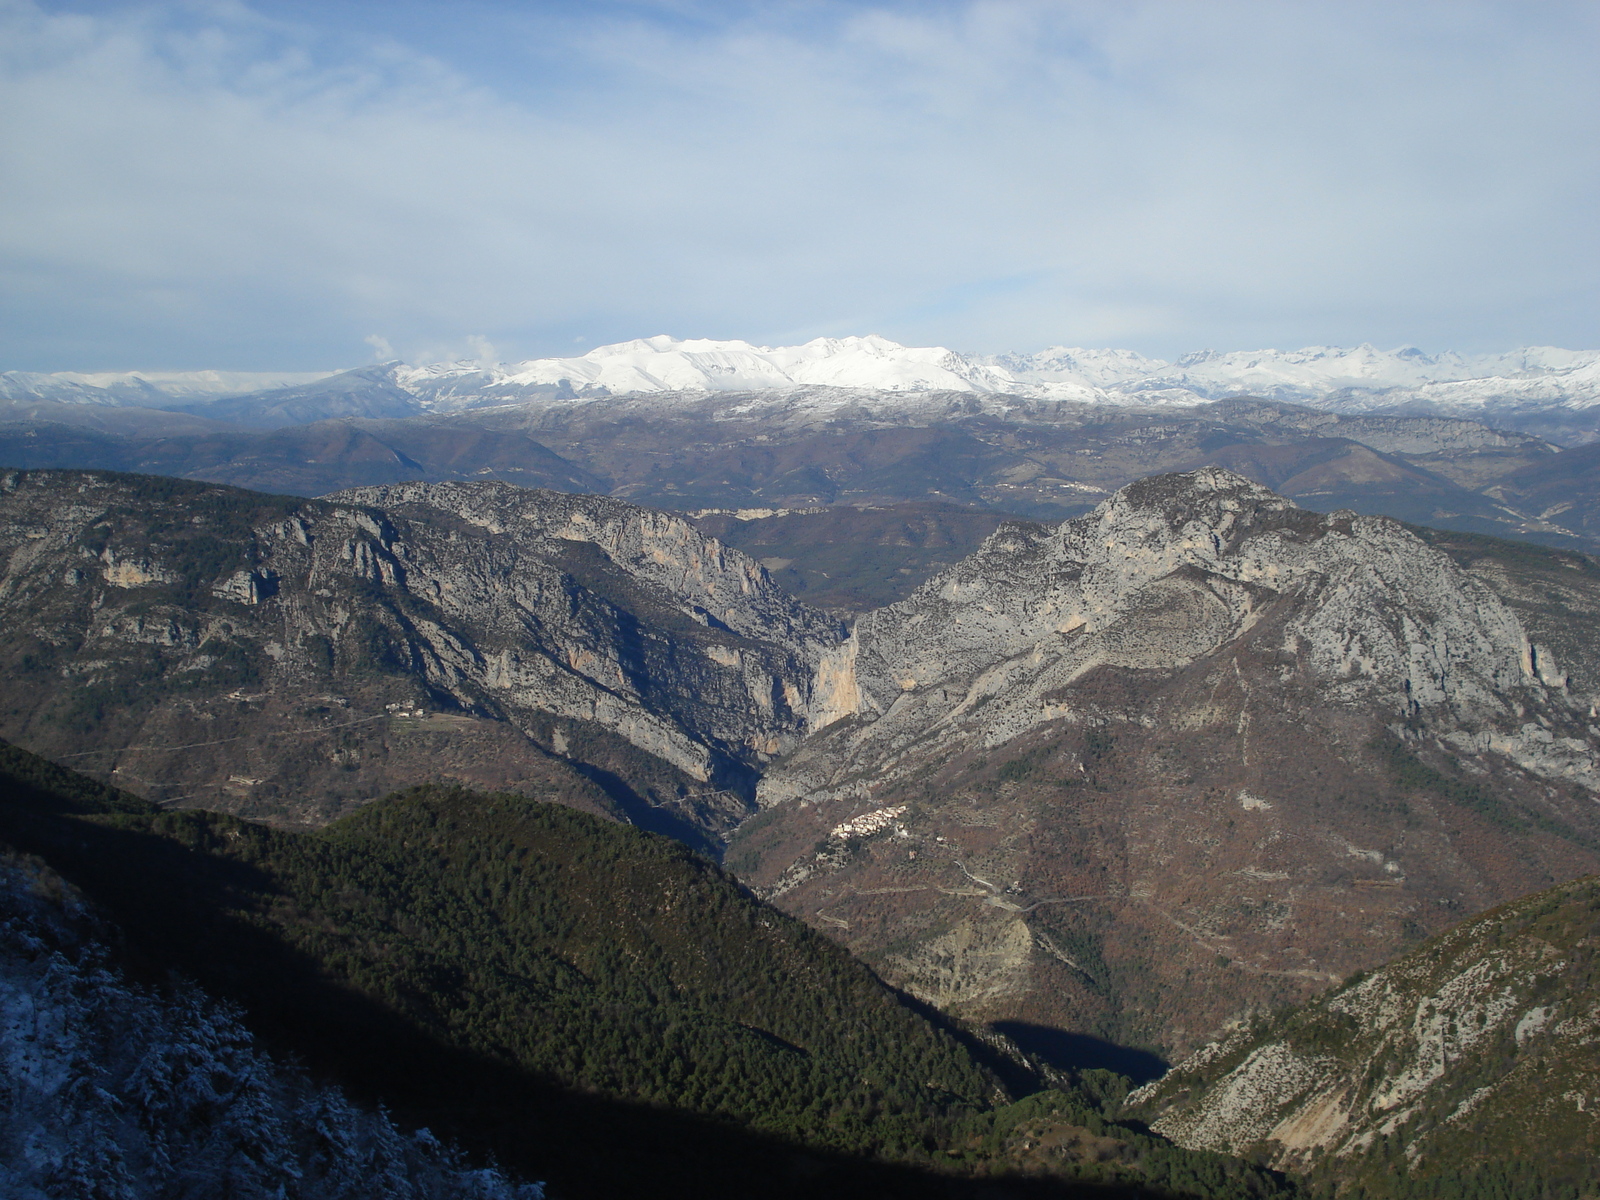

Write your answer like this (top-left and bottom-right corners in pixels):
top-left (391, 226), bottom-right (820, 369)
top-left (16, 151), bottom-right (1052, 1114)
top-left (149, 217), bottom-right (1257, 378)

top-left (762, 468), bottom-right (1593, 809)
top-left (0, 471), bottom-right (841, 836)
top-left (731, 469), bottom-right (1600, 1057)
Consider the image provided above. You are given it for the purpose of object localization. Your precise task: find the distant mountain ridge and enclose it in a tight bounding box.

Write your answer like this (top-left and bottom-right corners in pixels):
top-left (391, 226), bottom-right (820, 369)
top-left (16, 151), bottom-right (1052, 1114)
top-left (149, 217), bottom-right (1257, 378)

top-left (7, 336), bottom-right (1600, 424)
top-left (0, 368), bottom-right (334, 407)
top-left (8, 386), bottom-right (1599, 554)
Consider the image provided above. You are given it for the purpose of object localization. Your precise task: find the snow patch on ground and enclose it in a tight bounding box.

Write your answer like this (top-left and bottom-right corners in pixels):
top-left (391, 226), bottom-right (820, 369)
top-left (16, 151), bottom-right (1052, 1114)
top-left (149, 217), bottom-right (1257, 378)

top-left (0, 857), bottom-right (544, 1200)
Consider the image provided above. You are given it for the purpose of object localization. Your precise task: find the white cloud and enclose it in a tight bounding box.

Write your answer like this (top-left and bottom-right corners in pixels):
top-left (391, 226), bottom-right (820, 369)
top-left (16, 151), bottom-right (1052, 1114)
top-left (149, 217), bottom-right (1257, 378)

top-left (0, 0), bottom-right (1596, 369)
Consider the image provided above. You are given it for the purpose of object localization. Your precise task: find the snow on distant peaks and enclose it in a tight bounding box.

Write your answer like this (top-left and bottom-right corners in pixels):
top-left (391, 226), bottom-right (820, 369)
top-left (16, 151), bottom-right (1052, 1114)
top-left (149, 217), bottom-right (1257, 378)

top-left (998, 342), bottom-right (1600, 411)
top-left (991, 346), bottom-right (1169, 387)
top-left (0, 368), bottom-right (335, 406)
top-left (399, 335), bottom-right (1600, 414)
top-left (405, 334), bottom-right (1019, 397)
top-left (8, 336), bottom-right (1600, 417)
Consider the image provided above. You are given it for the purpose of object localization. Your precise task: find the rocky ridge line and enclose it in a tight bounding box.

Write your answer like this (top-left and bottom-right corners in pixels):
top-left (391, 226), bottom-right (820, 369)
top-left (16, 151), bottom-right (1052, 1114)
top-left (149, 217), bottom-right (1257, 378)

top-left (0, 472), bottom-right (846, 835)
top-left (761, 468), bottom-right (1597, 814)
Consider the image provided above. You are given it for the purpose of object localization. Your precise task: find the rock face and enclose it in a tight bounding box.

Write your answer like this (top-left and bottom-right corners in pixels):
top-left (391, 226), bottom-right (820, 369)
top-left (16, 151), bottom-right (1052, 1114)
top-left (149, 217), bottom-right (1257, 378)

top-left (0, 470), bottom-right (841, 842)
top-left (327, 481), bottom-right (844, 777)
top-left (8, 464), bottom-right (1600, 1064)
top-left (768, 468), bottom-right (1583, 799)
top-left (1127, 874), bottom-right (1600, 1194)
top-left (729, 468), bottom-right (1600, 1056)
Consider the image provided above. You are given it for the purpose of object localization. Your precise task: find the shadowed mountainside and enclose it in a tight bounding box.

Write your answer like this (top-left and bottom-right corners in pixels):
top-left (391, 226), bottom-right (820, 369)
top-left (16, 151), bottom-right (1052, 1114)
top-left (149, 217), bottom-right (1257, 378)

top-left (0, 738), bottom-right (1297, 1200)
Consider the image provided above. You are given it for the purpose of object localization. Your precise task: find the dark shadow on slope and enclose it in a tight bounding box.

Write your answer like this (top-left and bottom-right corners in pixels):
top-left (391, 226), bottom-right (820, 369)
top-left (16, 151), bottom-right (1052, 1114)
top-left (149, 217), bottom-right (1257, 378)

top-left (0, 815), bottom-right (1181, 1200)
top-left (991, 1022), bottom-right (1169, 1086)
top-left (1, 742), bottom-right (1295, 1200)
top-left (884, 992), bottom-right (1052, 1101)
top-left (563, 757), bottom-right (722, 856)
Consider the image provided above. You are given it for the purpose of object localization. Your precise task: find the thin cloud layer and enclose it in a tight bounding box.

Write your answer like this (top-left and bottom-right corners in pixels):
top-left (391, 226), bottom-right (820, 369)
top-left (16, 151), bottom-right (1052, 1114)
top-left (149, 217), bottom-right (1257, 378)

top-left (2, 0), bottom-right (1596, 369)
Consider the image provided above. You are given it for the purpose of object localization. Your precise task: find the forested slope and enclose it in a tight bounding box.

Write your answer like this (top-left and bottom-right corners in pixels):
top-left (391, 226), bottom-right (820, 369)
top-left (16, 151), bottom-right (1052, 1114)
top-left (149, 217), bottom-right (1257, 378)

top-left (0, 738), bottom-right (1294, 1200)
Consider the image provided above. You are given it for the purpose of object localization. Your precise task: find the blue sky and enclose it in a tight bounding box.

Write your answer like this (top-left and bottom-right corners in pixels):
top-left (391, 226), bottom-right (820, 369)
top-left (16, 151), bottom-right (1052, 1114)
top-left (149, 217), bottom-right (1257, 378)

top-left (3, 0), bottom-right (1597, 370)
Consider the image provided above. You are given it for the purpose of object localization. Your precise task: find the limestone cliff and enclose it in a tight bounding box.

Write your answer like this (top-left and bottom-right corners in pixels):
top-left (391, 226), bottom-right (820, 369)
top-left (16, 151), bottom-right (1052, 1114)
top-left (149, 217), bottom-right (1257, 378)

top-left (0, 471), bottom-right (841, 840)
top-left (762, 468), bottom-right (1590, 806)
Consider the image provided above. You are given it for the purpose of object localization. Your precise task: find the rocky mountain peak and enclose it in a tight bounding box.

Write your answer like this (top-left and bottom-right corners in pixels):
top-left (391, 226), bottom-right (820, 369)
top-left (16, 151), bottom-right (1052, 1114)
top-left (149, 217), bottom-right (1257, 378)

top-left (1095, 465), bottom-right (1292, 523)
top-left (1044, 467), bottom-right (1325, 603)
top-left (823, 469), bottom-right (1546, 746)
top-left (734, 470), bottom-right (1600, 1058)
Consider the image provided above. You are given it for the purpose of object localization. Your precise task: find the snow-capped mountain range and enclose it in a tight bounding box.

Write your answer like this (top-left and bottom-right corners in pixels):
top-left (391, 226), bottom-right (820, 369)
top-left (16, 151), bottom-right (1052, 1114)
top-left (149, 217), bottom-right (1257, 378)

top-left (0, 368), bottom-right (331, 406)
top-left (6, 335), bottom-right (1600, 419)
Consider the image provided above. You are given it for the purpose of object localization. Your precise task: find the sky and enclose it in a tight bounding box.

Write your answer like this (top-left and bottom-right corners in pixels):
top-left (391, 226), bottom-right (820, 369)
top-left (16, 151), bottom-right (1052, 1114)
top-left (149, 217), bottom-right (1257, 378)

top-left (2, 0), bottom-right (1597, 371)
